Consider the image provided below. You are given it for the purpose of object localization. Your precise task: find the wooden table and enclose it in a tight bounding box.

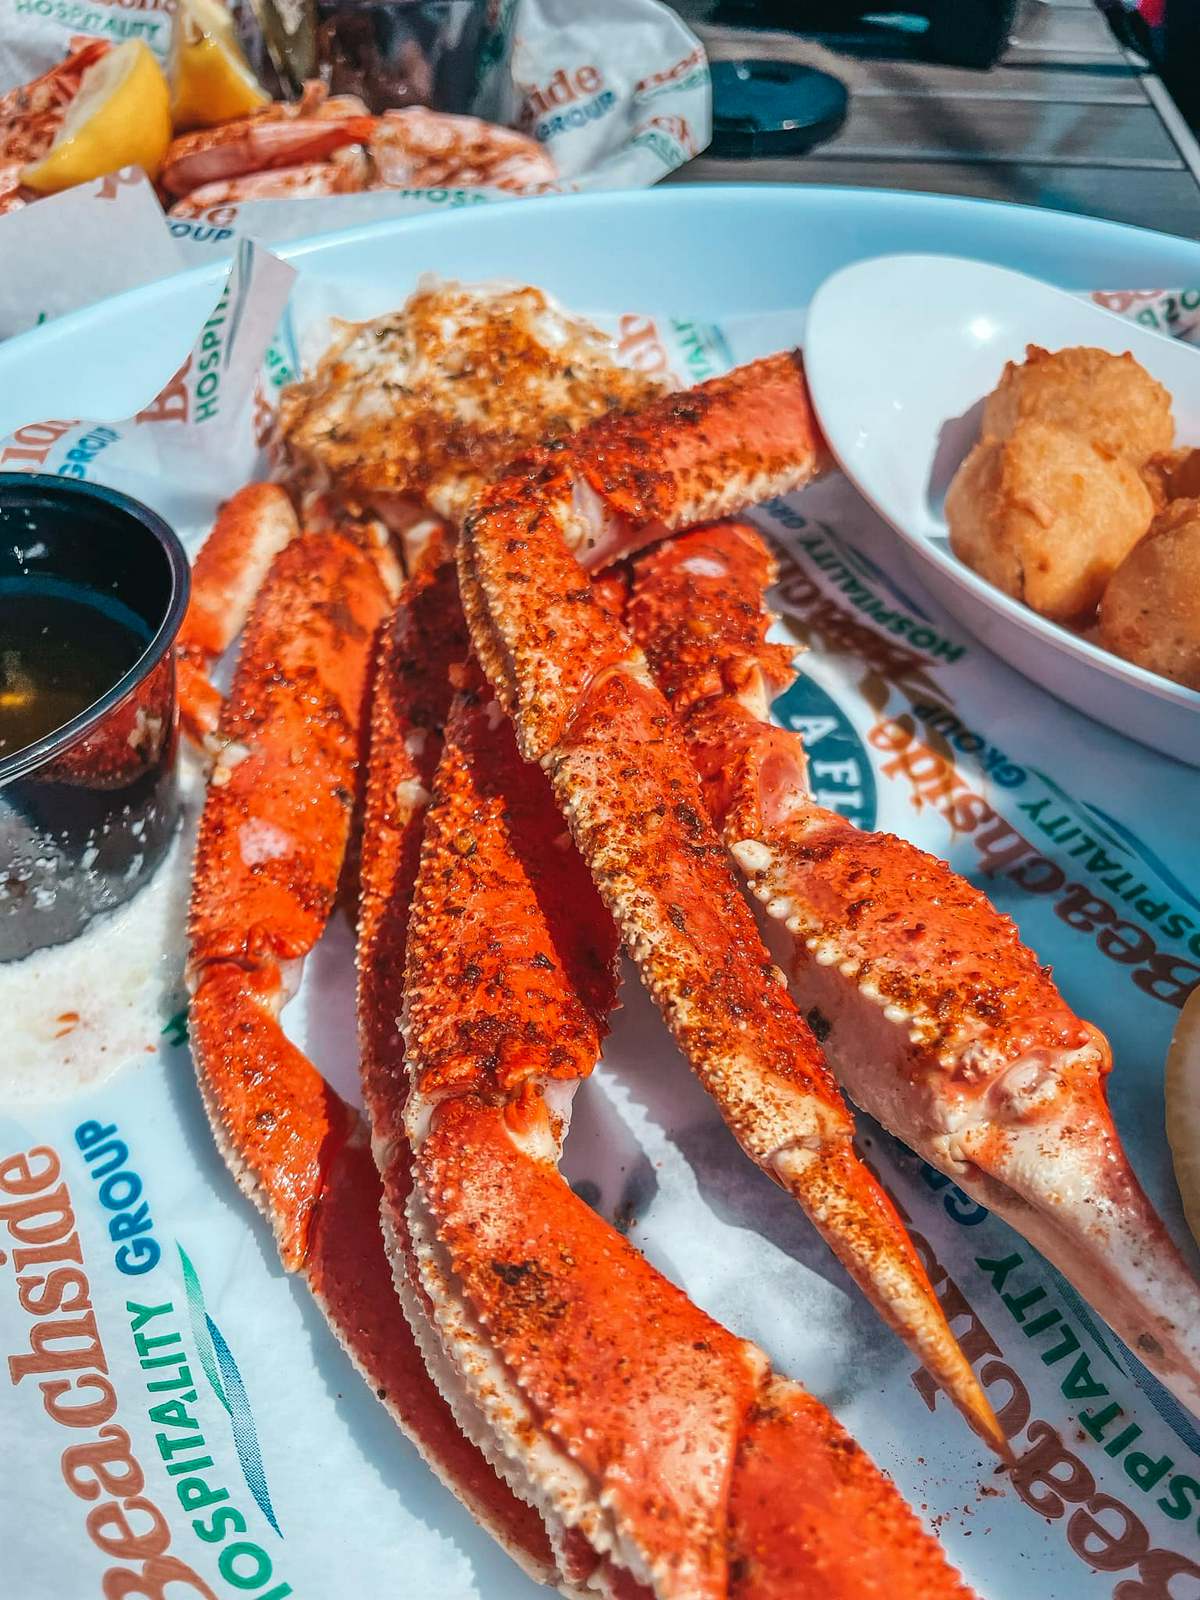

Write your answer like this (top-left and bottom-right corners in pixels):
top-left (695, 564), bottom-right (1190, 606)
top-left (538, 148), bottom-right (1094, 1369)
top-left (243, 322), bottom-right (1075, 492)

top-left (673, 0), bottom-right (1200, 239)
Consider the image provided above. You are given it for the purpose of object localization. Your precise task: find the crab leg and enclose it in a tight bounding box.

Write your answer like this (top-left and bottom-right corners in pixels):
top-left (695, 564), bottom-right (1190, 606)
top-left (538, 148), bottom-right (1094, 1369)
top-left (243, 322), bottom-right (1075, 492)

top-left (357, 545), bottom-right (461, 1196)
top-left (628, 517), bottom-right (1200, 1419)
top-left (187, 529), bottom-right (387, 1265)
top-left (161, 112), bottom-right (377, 199)
top-left (176, 485), bottom-right (300, 744)
top-left (397, 669), bottom-right (976, 1600)
top-left (185, 522), bottom-right (555, 1580)
top-left (358, 551), bottom-right (612, 1590)
top-left (459, 354), bottom-right (1004, 1454)
top-left (358, 554), bottom-right (610, 1593)
top-left (0, 39), bottom-right (111, 207)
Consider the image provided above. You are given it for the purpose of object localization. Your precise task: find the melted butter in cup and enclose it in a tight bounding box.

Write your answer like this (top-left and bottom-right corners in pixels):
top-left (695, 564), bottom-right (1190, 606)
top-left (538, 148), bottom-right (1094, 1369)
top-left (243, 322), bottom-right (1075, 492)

top-left (0, 474), bottom-right (190, 962)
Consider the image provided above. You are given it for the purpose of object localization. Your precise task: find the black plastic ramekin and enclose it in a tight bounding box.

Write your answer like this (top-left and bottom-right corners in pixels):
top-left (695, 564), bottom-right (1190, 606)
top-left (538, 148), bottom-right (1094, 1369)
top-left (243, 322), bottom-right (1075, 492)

top-left (0, 474), bottom-right (190, 962)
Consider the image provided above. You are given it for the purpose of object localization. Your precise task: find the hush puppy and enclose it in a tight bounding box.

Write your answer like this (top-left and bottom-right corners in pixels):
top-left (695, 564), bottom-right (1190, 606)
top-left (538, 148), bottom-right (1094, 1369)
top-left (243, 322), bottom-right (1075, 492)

top-left (946, 421), bottom-right (1155, 621)
top-left (1142, 447), bottom-right (1200, 510)
top-left (1099, 498), bottom-right (1200, 689)
top-left (983, 344), bottom-right (1174, 463)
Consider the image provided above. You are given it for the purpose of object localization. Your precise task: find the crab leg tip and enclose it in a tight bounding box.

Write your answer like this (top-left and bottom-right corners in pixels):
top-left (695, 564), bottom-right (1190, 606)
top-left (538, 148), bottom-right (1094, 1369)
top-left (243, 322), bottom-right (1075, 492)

top-left (778, 1140), bottom-right (1008, 1458)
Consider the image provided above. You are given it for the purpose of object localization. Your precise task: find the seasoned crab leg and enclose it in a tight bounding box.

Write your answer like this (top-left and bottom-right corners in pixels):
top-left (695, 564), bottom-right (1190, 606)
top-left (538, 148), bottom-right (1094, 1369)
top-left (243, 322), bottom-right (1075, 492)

top-left (176, 484), bottom-right (300, 744)
top-left (357, 547), bottom-right (461, 1205)
top-left (357, 552), bottom-right (620, 1595)
top-left (460, 354), bottom-right (1004, 1454)
top-left (0, 39), bottom-right (110, 211)
top-left (187, 530), bottom-right (387, 1266)
top-left (358, 550), bottom-right (633, 1595)
top-left (628, 517), bottom-right (1200, 1419)
top-left (161, 95), bottom-right (376, 199)
top-left (185, 520), bottom-right (556, 1581)
top-left (398, 671), bottom-right (976, 1600)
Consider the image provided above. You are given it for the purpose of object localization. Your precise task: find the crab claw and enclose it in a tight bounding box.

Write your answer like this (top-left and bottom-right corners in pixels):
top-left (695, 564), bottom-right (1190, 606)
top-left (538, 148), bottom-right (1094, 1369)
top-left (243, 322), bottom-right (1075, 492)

top-left (941, 1028), bottom-right (1200, 1410)
top-left (770, 833), bottom-right (1200, 1419)
top-left (627, 518), bottom-right (1200, 1421)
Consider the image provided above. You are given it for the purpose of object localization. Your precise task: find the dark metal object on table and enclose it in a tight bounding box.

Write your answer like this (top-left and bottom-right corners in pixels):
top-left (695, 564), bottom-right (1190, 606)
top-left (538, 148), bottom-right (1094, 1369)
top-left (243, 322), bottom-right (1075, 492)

top-left (0, 476), bottom-right (189, 963)
top-left (245, 0), bottom-right (317, 98)
top-left (317, 0), bottom-right (493, 113)
top-left (710, 59), bottom-right (847, 158)
top-left (703, 1), bottom-right (1018, 70)
top-left (242, 0), bottom-right (495, 112)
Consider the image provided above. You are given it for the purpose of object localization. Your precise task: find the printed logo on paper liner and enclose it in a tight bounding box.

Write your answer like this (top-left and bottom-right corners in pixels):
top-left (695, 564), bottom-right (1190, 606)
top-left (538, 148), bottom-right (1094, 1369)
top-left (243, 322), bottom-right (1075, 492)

top-left (764, 508), bottom-right (1200, 1007)
top-left (772, 671), bottom-right (877, 831)
top-left (12, 0), bottom-right (173, 56)
top-left (1, 1119), bottom-right (293, 1600)
top-left (888, 1137), bottom-right (1200, 1582)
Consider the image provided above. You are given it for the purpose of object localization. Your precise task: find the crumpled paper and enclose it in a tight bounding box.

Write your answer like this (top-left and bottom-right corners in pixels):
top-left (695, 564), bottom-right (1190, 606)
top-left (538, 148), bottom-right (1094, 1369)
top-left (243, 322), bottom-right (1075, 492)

top-left (0, 248), bottom-right (1198, 1600)
top-left (0, 168), bottom-right (186, 341)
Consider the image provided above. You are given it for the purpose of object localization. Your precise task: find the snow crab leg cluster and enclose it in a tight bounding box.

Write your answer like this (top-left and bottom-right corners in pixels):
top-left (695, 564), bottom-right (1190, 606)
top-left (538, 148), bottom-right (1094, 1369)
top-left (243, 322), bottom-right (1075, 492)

top-left (387, 640), bottom-right (975, 1598)
top-left (178, 279), bottom-right (1200, 1595)
top-left (458, 354), bottom-right (999, 1445)
top-left (183, 507), bottom-right (556, 1577)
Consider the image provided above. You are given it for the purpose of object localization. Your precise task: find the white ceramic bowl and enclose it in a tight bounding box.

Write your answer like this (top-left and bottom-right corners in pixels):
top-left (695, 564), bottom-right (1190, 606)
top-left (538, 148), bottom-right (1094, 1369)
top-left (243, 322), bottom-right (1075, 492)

top-left (806, 253), bottom-right (1200, 766)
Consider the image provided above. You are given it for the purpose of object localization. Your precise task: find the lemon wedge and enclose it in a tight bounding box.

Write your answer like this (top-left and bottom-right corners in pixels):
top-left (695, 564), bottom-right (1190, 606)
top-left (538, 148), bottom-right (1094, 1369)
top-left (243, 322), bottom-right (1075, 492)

top-left (1166, 982), bottom-right (1200, 1247)
top-left (169, 0), bottom-right (270, 131)
top-left (22, 41), bottom-right (171, 194)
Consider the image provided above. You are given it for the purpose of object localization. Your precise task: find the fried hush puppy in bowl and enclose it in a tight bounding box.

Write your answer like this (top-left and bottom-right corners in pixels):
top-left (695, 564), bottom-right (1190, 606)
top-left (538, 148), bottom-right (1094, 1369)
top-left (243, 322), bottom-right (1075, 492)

top-left (946, 420), bottom-right (1155, 621)
top-left (947, 345), bottom-right (1169, 623)
top-left (983, 343), bottom-right (1174, 462)
top-left (1100, 498), bottom-right (1200, 691)
top-left (946, 343), bottom-right (1200, 692)
top-left (1142, 446), bottom-right (1200, 510)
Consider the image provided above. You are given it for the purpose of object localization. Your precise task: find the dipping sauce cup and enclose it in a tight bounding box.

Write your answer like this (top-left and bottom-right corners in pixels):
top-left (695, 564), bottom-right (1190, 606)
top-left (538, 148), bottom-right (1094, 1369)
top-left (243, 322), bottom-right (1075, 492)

top-left (0, 475), bottom-right (190, 962)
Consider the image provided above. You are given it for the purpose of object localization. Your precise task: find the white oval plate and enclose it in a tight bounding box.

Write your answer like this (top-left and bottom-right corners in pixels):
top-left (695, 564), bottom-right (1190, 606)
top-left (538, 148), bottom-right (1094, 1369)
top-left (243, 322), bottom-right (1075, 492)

top-left (805, 253), bottom-right (1200, 766)
top-left (3, 193), bottom-right (1200, 1600)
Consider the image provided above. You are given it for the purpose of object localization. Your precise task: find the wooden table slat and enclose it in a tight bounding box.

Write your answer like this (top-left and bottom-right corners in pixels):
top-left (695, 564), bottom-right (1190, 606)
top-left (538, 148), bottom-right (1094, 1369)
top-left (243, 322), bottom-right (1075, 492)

top-left (670, 157), bottom-right (1200, 237)
top-left (696, 28), bottom-right (1147, 105)
top-left (850, 78), bottom-right (1148, 107)
top-left (825, 96), bottom-right (1181, 168)
top-left (1002, 40), bottom-right (1132, 65)
top-left (1006, 0), bottom-right (1127, 55)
